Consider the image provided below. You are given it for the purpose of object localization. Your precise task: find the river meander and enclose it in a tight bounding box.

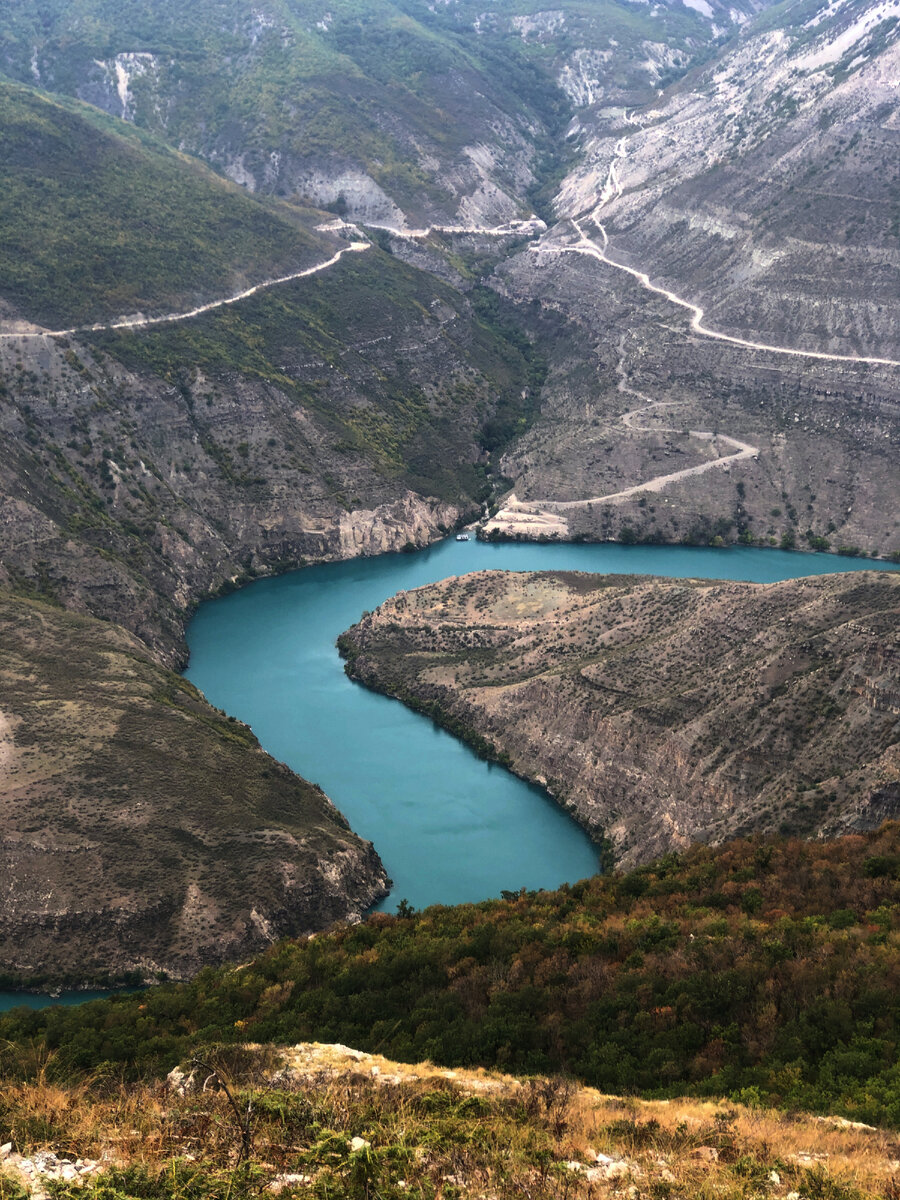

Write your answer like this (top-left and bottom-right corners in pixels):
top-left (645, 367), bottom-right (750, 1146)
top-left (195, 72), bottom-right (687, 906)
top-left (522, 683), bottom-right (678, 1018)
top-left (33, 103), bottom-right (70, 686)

top-left (3, 540), bottom-right (895, 1012)
top-left (184, 540), bottom-right (898, 908)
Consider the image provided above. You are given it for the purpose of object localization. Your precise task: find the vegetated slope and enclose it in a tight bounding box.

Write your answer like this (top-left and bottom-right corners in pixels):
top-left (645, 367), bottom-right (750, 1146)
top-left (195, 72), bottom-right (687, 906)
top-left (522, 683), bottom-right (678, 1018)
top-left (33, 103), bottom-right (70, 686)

top-left (4, 827), bottom-right (900, 1128)
top-left (558, 0), bottom-right (900, 359)
top-left (2, 1042), bottom-right (899, 1200)
top-left (341, 569), bottom-right (900, 862)
top-left (0, 591), bottom-right (387, 986)
top-left (0, 243), bottom-right (547, 661)
top-left (0, 0), bottom-right (572, 227)
top-left (0, 83), bottom-right (336, 328)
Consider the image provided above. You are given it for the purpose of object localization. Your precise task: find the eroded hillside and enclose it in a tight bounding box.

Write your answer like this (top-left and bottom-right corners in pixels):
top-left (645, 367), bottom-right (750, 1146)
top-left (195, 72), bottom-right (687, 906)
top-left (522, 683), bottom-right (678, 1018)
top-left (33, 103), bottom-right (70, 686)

top-left (341, 568), bottom-right (900, 862)
top-left (0, 592), bottom-right (387, 986)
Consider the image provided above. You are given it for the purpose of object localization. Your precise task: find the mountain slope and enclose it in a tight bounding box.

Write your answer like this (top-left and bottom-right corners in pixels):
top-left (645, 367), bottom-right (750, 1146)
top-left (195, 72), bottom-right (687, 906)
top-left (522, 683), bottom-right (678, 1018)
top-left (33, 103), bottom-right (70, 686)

top-left (557, 0), bottom-right (900, 358)
top-left (3, 826), bottom-right (900, 1127)
top-left (0, 0), bottom-right (571, 227)
top-left (0, 590), bottom-right (387, 986)
top-left (0, 75), bottom-right (555, 983)
top-left (0, 79), bottom-right (552, 661)
top-left (437, 0), bottom-right (776, 109)
top-left (3, 1040), bottom-right (900, 1199)
top-left (340, 569), bottom-right (900, 862)
top-left (476, 0), bottom-right (900, 556)
top-left (0, 83), bottom-right (337, 328)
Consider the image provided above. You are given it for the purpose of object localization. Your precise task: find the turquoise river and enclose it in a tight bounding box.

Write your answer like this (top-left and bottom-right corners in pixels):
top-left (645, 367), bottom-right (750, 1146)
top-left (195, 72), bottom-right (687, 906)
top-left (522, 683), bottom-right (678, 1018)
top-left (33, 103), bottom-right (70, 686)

top-left (2, 539), bottom-right (896, 1011)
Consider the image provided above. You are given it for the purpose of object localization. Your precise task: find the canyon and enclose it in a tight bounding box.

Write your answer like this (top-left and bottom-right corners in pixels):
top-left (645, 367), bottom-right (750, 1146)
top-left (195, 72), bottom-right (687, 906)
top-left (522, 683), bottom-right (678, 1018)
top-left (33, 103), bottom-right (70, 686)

top-left (342, 568), bottom-right (900, 864)
top-left (0, 0), bottom-right (897, 982)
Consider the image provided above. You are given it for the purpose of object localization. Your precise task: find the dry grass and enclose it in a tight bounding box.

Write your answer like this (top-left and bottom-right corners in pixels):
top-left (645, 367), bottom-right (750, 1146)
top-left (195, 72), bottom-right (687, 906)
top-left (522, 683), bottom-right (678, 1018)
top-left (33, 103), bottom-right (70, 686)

top-left (2, 1044), bottom-right (900, 1199)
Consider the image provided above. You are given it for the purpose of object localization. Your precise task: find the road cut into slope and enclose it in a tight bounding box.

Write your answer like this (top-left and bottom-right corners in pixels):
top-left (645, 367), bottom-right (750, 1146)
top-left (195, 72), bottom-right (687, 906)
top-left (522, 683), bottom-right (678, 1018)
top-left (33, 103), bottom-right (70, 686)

top-left (0, 243), bottom-right (371, 341)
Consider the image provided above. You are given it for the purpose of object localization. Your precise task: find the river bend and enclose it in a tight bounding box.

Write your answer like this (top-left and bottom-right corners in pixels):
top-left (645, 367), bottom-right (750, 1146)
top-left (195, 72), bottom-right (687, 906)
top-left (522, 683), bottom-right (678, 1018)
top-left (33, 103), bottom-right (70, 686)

top-left (3, 539), bottom-right (895, 1012)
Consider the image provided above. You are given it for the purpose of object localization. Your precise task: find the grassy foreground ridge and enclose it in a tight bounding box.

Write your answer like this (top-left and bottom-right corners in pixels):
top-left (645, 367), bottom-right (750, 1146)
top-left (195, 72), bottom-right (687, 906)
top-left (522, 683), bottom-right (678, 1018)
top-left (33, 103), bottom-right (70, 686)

top-left (2, 1041), bottom-right (898, 1200)
top-left (3, 826), bottom-right (900, 1127)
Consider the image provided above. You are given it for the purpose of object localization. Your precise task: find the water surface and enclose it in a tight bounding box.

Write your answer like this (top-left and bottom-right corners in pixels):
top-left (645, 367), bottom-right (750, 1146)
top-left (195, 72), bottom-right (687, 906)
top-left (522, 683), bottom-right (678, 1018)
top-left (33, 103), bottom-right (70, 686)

top-left (0, 988), bottom-right (139, 1014)
top-left (184, 540), bottom-right (896, 912)
top-left (4, 541), bottom-right (892, 1012)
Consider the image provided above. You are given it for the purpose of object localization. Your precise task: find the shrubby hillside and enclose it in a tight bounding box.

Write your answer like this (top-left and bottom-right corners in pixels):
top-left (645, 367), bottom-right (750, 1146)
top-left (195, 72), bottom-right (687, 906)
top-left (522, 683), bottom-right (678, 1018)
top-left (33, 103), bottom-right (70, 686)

top-left (0, 83), bottom-right (331, 327)
top-left (4, 826), bottom-right (900, 1128)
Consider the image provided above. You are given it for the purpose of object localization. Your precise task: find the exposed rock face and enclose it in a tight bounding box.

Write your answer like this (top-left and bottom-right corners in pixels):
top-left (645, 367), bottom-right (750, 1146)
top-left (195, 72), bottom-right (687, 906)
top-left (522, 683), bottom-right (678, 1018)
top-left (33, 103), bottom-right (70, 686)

top-left (0, 593), bottom-right (388, 984)
top-left (341, 569), bottom-right (900, 865)
top-left (482, 225), bottom-right (900, 556)
top-left (0, 250), bottom-right (516, 664)
top-left (269, 163), bottom-right (408, 227)
top-left (470, 1), bottom-right (900, 557)
top-left (337, 494), bottom-right (457, 558)
top-left (558, 10), bottom-right (900, 359)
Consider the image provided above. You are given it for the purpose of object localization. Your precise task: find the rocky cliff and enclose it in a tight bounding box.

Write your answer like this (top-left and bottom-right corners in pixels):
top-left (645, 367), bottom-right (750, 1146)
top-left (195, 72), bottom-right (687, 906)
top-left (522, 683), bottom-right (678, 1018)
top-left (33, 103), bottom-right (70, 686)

top-left (341, 568), bottom-right (900, 865)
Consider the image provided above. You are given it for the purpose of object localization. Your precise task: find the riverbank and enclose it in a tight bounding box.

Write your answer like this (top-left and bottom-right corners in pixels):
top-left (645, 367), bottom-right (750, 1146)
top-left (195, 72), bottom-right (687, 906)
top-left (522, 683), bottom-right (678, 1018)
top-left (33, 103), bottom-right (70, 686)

top-left (184, 537), bottom-right (898, 909)
top-left (340, 567), bottom-right (900, 864)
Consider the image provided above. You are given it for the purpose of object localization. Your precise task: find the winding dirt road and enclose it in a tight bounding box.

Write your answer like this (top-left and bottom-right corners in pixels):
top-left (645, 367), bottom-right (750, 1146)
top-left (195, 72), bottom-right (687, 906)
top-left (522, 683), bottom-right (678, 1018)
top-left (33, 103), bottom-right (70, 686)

top-left (536, 122), bottom-right (900, 370)
top-left (481, 126), bottom-right (899, 537)
top-left (487, 406), bottom-right (758, 524)
top-left (0, 242), bottom-right (372, 341)
top-left (320, 217), bottom-right (546, 241)
top-left (0, 217), bottom-right (546, 342)
top-left (536, 220), bottom-right (900, 370)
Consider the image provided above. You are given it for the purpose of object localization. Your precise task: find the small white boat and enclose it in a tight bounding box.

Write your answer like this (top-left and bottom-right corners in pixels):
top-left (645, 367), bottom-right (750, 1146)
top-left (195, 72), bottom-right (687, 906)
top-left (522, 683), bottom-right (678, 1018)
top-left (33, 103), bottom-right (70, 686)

top-left (456, 533), bottom-right (470, 542)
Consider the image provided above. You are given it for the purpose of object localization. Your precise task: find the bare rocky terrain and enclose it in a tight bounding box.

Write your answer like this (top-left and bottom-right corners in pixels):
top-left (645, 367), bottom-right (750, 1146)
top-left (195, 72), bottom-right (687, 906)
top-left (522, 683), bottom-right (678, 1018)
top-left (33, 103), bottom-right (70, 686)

top-left (478, 0), bottom-right (900, 555)
top-left (341, 568), bottom-right (900, 865)
top-left (0, 593), bottom-right (387, 985)
top-left (483, 232), bottom-right (900, 554)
